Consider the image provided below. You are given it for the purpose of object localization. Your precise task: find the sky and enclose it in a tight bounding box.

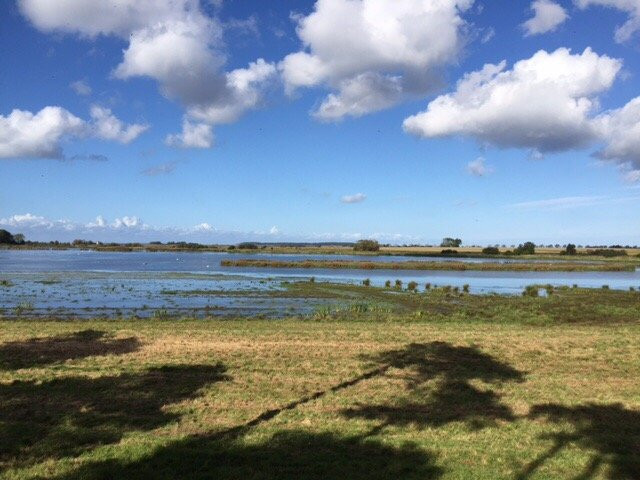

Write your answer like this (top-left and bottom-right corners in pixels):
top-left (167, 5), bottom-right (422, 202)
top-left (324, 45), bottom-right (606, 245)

top-left (1, 0), bottom-right (639, 245)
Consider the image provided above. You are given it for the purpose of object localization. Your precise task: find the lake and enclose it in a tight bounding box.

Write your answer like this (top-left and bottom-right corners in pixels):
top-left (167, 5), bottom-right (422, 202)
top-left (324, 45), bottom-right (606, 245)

top-left (1, 250), bottom-right (639, 317)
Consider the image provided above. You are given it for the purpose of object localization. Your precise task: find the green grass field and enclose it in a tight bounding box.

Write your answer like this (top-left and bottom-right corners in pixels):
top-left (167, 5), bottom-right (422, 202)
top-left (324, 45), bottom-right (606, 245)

top-left (1, 285), bottom-right (639, 479)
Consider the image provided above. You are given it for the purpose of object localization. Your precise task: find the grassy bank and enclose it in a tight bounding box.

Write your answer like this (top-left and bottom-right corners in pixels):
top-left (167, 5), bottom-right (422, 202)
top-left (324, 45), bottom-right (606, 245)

top-left (0, 311), bottom-right (638, 479)
top-left (1, 286), bottom-right (639, 479)
top-left (221, 258), bottom-right (636, 272)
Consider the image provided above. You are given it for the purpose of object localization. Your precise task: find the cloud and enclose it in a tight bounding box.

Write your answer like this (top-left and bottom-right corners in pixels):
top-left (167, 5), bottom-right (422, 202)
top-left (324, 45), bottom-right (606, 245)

top-left (111, 216), bottom-right (143, 229)
top-left (0, 211), bottom-right (429, 244)
top-left (141, 161), bottom-right (179, 176)
top-left (466, 157), bottom-right (492, 176)
top-left (70, 79), bottom-right (92, 96)
top-left (18, 0), bottom-right (275, 149)
top-left (575, 0), bottom-right (640, 42)
top-left (593, 96), bottom-right (640, 179)
top-left (0, 213), bottom-right (55, 229)
top-left (185, 59), bottom-right (277, 125)
top-left (403, 47), bottom-right (640, 181)
top-left (403, 48), bottom-right (621, 153)
top-left (340, 193), bottom-right (367, 204)
top-left (279, 0), bottom-right (474, 120)
top-left (90, 105), bottom-right (148, 144)
top-left (166, 120), bottom-right (214, 148)
top-left (193, 222), bottom-right (213, 232)
top-left (0, 106), bottom-right (85, 159)
top-left (86, 215), bottom-right (106, 228)
top-left (0, 104), bottom-right (149, 159)
top-left (522, 0), bottom-right (569, 36)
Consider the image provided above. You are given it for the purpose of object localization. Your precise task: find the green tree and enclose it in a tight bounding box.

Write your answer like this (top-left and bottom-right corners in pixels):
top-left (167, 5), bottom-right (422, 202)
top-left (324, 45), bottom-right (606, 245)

top-left (514, 242), bottom-right (536, 255)
top-left (0, 229), bottom-right (16, 244)
top-left (440, 237), bottom-right (462, 248)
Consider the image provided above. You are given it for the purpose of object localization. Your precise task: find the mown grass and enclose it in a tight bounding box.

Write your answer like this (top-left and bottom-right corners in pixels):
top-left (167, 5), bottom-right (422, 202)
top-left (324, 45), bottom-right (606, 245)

top-left (0, 287), bottom-right (639, 479)
top-left (221, 259), bottom-right (636, 272)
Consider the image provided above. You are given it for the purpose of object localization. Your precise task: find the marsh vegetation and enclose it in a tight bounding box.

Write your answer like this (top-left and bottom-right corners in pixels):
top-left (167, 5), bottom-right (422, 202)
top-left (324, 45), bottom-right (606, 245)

top-left (0, 288), bottom-right (639, 479)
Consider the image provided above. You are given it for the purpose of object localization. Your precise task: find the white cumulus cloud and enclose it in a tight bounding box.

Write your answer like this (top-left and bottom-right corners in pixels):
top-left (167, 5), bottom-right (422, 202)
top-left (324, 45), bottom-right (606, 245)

top-left (522, 0), bottom-right (569, 36)
top-left (280, 0), bottom-right (474, 120)
top-left (0, 107), bottom-right (85, 159)
top-left (18, 0), bottom-right (276, 149)
top-left (593, 96), bottom-right (640, 180)
top-left (403, 48), bottom-right (622, 152)
top-left (0, 104), bottom-right (149, 159)
top-left (90, 105), bottom-right (148, 144)
top-left (166, 120), bottom-right (214, 149)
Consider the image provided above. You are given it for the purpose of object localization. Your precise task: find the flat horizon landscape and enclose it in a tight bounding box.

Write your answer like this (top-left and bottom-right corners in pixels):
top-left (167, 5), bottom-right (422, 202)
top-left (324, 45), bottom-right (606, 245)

top-left (2, 0), bottom-right (640, 478)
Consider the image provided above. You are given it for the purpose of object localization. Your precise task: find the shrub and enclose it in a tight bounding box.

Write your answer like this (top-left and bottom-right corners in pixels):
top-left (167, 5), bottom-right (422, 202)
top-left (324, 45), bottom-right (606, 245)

top-left (482, 246), bottom-right (500, 255)
top-left (425, 282), bottom-right (432, 290)
top-left (407, 281), bottom-right (418, 291)
top-left (462, 284), bottom-right (470, 293)
top-left (309, 276), bottom-right (315, 283)
top-left (362, 278), bottom-right (371, 287)
top-left (544, 284), bottom-right (554, 295)
top-left (563, 243), bottom-right (577, 255)
top-left (587, 249), bottom-right (627, 257)
top-left (441, 249), bottom-right (458, 255)
top-left (523, 285), bottom-right (539, 297)
top-left (395, 279), bottom-right (402, 290)
top-left (353, 239), bottom-right (380, 252)
top-left (384, 280), bottom-right (391, 288)
top-left (515, 242), bottom-right (536, 255)
top-left (602, 285), bottom-right (610, 290)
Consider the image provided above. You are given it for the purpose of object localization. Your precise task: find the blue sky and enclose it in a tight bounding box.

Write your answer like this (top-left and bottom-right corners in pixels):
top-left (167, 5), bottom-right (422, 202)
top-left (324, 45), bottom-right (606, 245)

top-left (1, 0), bottom-right (639, 244)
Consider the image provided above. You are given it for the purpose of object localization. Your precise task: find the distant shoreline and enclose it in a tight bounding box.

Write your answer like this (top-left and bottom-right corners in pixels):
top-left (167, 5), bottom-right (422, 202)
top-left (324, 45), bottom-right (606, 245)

top-left (221, 259), bottom-right (636, 272)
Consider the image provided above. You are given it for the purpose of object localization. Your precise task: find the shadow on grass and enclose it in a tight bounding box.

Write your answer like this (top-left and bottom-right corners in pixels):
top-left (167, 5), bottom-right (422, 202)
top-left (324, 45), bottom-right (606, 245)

top-left (51, 429), bottom-right (442, 480)
top-left (0, 364), bottom-right (229, 470)
top-left (518, 402), bottom-right (640, 480)
top-left (342, 342), bottom-right (525, 431)
top-left (0, 330), bottom-right (141, 369)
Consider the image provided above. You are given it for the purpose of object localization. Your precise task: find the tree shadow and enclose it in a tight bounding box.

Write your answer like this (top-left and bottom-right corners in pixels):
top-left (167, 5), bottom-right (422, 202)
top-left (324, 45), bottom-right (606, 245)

top-left (0, 364), bottom-right (229, 470)
top-left (51, 429), bottom-right (442, 480)
top-left (518, 402), bottom-right (640, 480)
top-left (342, 342), bottom-right (525, 431)
top-left (0, 330), bottom-right (141, 370)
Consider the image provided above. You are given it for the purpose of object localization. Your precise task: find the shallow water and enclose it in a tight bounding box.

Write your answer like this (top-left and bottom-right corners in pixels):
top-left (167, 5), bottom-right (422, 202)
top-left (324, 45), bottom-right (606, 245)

top-left (1, 250), bottom-right (639, 317)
